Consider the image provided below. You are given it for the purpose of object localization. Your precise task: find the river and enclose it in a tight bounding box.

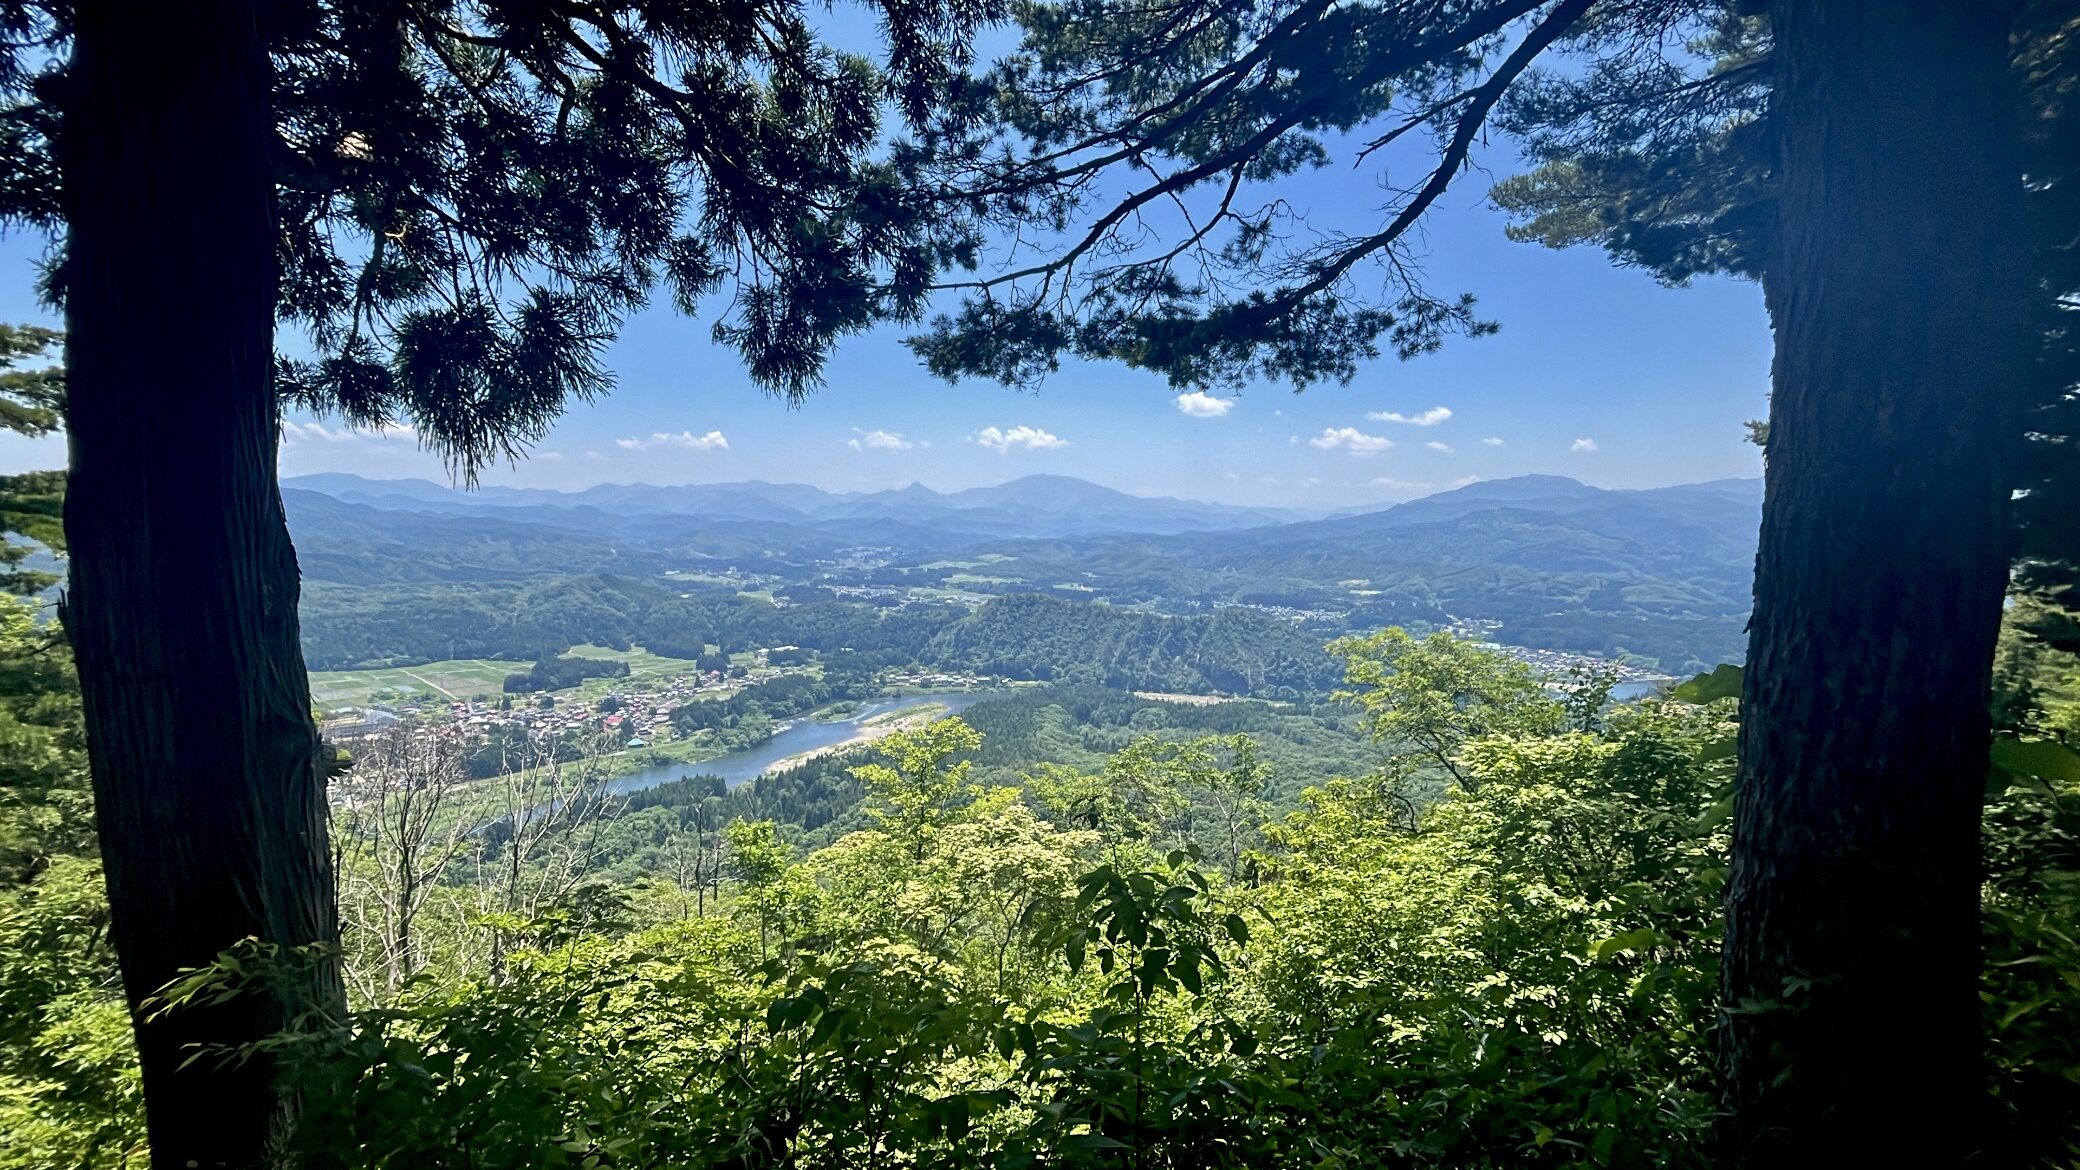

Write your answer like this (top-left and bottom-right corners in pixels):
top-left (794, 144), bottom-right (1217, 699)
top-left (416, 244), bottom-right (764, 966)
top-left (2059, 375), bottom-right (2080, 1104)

top-left (600, 679), bottom-right (1676, 801)
top-left (603, 691), bottom-right (999, 798)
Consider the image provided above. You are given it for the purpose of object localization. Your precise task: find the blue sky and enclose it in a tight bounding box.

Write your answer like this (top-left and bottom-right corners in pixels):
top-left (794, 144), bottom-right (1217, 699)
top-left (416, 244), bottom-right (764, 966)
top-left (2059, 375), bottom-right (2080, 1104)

top-left (0, 128), bottom-right (1770, 510)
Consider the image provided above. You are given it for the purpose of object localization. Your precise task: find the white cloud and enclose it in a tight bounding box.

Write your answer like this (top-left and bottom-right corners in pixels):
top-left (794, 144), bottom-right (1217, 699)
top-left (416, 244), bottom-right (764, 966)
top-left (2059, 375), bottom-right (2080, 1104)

top-left (1571, 437), bottom-right (1599, 453)
top-left (616, 430), bottom-right (730, 452)
top-left (848, 428), bottom-right (913, 451)
top-left (281, 420), bottom-right (417, 445)
top-left (280, 421), bottom-right (347, 443)
top-left (1481, 436), bottom-right (1505, 446)
top-left (1309, 426), bottom-right (1394, 455)
top-left (1425, 441), bottom-right (1454, 453)
top-left (1367, 405), bottom-right (1453, 427)
top-left (970, 425), bottom-right (1068, 452)
top-left (1371, 477), bottom-right (1432, 490)
top-left (1452, 474), bottom-right (1484, 488)
top-left (536, 450), bottom-right (567, 462)
top-left (1174, 391), bottom-right (1236, 418)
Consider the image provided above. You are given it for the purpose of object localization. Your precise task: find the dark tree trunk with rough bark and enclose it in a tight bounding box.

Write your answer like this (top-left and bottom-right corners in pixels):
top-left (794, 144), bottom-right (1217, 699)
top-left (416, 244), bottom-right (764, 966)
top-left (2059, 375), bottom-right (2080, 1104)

top-left (1722, 2), bottom-right (2031, 1165)
top-left (59, 3), bottom-right (342, 1167)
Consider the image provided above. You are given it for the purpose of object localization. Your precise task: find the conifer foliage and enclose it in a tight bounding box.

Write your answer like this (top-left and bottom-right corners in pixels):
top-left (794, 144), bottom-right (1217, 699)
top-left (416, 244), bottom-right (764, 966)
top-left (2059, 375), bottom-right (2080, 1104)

top-left (0, 324), bottom-right (61, 594)
top-left (2, 2), bottom-right (1002, 1165)
top-left (6, 0), bottom-right (1001, 467)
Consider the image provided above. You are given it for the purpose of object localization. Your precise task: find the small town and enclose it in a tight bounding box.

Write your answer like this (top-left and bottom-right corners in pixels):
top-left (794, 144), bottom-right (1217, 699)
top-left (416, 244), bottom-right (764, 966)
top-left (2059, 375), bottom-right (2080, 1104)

top-left (319, 652), bottom-right (1010, 769)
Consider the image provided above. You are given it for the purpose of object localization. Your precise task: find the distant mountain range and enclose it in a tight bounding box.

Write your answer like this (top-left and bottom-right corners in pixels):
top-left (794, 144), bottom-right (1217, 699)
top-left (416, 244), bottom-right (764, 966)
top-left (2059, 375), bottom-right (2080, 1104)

top-left (284, 472), bottom-right (1319, 541)
top-left (1203, 475), bottom-right (1763, 581)
top-left (283, 472), bottom-right (1764, 670)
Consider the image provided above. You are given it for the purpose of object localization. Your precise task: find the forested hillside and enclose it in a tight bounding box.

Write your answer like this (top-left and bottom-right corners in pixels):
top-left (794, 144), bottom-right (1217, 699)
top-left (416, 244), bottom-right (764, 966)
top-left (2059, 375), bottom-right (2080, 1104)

top-left (927, 595), bottom-right (1341, 695)
top-left (304, 584), bottom-right (1340, 699)
top-left (289, 474), bottom-right (1759, 674)
top-left (598, 685), bottom-right (1374, 855)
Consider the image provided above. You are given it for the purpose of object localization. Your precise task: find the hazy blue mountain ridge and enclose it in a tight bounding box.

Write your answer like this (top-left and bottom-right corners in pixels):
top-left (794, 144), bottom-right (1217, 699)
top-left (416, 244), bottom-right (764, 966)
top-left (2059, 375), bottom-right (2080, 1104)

top-left (285, 471), bottom-right (1317, 539)
top-left (285, 473), bottom-right (1763, 671)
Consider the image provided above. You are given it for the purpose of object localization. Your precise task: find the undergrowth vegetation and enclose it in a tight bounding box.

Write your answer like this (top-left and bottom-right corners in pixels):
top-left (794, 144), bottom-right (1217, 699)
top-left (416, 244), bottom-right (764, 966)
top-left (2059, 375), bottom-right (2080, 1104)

top-left (4, 607), bottom-right (2077, 1167)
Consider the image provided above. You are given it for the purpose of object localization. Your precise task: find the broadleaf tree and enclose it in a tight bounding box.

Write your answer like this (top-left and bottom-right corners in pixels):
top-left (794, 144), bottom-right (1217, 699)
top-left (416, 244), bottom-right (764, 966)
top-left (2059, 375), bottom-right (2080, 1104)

top-left (907, 0), bottom-right (2051, 1161)
top-left (1492, 3), bottom-right (2077, 1157)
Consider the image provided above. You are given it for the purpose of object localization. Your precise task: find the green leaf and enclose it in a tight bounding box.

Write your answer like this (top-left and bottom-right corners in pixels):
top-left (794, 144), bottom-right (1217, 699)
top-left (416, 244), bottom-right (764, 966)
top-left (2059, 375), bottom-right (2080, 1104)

top-left (1990, 734), bottom-right (2080, 785)
top-left (1671, 664), bottom-right (1742, 704)
top-left (1695, 795), bottom-right (1734, 832)
top-left (1997, 997), bottom-right (2047, 1030)
top-left (1696, 734), bottom-right (1738, 764)
top-left (1589, 928), bottom-right (1667, 960)
top-left (1176, 955), bottom-right (1202, 995)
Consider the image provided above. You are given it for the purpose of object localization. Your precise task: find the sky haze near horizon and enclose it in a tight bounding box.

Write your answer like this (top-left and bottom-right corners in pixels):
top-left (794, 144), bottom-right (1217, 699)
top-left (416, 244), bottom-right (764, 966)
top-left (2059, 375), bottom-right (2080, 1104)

top-left (0, 114), bottom-right (1771, 510)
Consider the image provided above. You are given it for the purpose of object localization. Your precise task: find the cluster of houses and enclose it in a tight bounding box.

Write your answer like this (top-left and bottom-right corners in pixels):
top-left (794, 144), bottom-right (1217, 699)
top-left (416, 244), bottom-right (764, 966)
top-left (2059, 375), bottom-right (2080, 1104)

top-left (823, 583), bottom-right (912, 604)
top-left (881, 669), bottom-right (999, 690)
top-left (1481, 642), bottom-right (1669, 687)
top-left (1217, 601), bottom-right (1351, 623)
top-left (323, 657), bottom-right (812, 748)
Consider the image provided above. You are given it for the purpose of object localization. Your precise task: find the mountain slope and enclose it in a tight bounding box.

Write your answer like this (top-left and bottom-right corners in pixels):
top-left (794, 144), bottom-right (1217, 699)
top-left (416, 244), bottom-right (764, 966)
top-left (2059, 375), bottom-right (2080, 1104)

top-left (285, 473), bottom-right (1764, 672)
top-left (894, 476), bottom-right (1761, 671)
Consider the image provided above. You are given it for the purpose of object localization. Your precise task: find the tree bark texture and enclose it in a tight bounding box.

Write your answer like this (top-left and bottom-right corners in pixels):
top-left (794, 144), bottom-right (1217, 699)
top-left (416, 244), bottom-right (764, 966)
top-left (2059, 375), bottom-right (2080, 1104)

top-left (1724, 2), bottom-right (2032, 1165)
top-left (59, 2), bottom-right (343, 1166)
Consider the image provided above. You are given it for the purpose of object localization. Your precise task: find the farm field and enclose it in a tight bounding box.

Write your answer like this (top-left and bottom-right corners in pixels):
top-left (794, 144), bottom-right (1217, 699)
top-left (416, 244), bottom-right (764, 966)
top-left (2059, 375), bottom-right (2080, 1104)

top-left (308, 658), bottom-right (527, 711)
top-left (311, 644), bottom-right (709, 712)
top-left (558, 644), bottom-right (709, 679)
top-left (560, 645), bottom-right (712, 699)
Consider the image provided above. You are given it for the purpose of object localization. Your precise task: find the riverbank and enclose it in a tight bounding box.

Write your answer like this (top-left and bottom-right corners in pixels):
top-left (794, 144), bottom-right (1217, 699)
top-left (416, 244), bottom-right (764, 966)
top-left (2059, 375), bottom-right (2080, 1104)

top-left (599, 691), bottom-right (1000, 797)
top-left (759, 701), bottom-right (952, 774)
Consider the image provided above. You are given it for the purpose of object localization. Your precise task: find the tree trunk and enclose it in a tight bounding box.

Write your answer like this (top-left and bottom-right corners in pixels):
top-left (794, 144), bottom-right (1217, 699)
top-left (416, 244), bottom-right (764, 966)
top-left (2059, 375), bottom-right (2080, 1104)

top-left (59, 3), bottom-right (343, 1167)
top-left (1723, 3), bottom-right (2030, 1164)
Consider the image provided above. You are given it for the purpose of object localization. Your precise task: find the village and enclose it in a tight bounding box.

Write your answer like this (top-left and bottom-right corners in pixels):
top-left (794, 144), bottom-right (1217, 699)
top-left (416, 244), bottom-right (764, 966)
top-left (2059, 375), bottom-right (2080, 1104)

top-left (319, 649), bottom-right (1008, 766)
top-left (319, 652), bottom-right (802, 747)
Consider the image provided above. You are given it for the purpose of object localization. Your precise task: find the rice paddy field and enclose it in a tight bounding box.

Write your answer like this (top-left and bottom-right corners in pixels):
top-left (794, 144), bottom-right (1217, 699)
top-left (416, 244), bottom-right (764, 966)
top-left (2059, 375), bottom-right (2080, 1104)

top-left (308, 659), bottom-right (527, 711)
top-left (309, 644), bottom-right (707, 712)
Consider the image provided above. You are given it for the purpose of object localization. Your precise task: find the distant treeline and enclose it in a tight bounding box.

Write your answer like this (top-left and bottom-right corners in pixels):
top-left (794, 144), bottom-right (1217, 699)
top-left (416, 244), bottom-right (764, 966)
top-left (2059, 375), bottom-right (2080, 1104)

top-left (502, 654), bottom-right (630, 694)
top-left (299, 575), bottom-right (963, 670)
top-left (303, 577), bottom-right (1343, 698)
top-left (594, 682), bottom-right (1377, 859)
top-left (669, 673), bottom-right (865, 738)
top-left (619, 751), bottom-right (872, 849)
top-left (503, 682), bottom-right (1374, 870)
top-left (924, 594), bottom-right (1338, 698)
